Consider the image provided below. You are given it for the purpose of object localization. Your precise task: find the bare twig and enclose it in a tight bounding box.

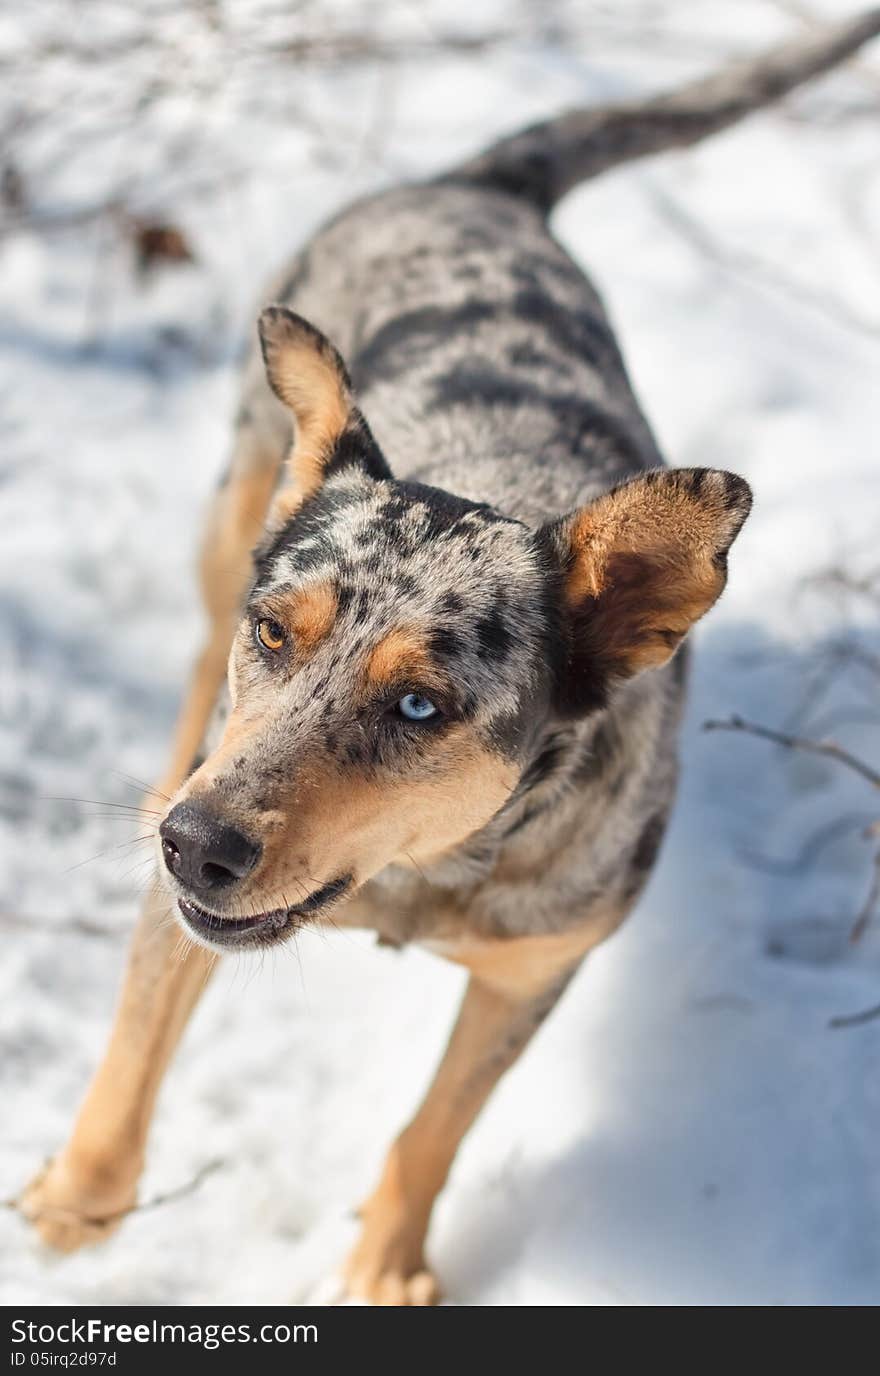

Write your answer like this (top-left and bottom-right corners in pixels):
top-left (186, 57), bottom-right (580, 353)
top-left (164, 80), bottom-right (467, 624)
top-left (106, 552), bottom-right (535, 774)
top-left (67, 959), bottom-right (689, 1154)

top-left (803, 707), bottom-right (880, 738)
top-left (706, 712), bottom-right (880, 945)
top-left (780, 635), bottom-right (880, 737)
top-left (829, 1000), bottom-right (880, 1030)
top-left (739, 811), bottom-right (877, 876)
top-left (805, 566), bottom-right (880, 608)
top-left (850, 847), bottom-right (880, 944)
top-left (703, 715), bottom-right (880, 789)
top-left (648, 183), bottom-right (880, 342)
top-left (4, 1159), bottom-right (224, 1226)
top-left (114, 1158), bottom-right (224, 1219)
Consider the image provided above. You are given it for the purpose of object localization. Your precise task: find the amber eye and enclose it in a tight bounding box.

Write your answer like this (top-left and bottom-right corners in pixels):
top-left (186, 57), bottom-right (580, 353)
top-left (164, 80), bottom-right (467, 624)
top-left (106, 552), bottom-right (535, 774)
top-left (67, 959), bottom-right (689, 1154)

top-left (255, 618), bottom-right (286, 653)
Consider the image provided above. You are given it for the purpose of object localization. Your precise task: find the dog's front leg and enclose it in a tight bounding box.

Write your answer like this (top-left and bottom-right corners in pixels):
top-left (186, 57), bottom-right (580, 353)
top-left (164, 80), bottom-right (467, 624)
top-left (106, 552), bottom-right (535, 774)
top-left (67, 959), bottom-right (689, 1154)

top-left (344, 929), bottom-right (592, 1305)
top-left (21, 889), bottom-right (215, 1251)
top-left (22, 420), bottom-right (286, 1251)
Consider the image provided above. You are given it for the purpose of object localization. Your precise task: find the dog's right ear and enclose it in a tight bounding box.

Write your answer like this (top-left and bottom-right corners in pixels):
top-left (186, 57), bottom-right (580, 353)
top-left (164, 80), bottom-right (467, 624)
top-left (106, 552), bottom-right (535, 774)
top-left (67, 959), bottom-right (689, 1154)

top-left (540, 467), bottom-right (752, 716)
top-left (258, 306), bottom-right (391, 514)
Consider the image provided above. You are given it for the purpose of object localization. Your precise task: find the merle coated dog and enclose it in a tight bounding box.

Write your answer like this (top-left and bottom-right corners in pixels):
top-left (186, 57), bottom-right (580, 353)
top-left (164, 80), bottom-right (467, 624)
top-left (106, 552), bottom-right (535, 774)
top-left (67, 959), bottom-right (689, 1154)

top-left (24, 11), bottom-right (879, 1305)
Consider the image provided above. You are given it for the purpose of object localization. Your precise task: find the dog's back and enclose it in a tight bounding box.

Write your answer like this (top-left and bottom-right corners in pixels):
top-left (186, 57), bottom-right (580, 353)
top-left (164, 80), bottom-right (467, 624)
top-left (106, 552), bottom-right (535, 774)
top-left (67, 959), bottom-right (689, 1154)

top-left (263, 184), bottom-right (661, 523)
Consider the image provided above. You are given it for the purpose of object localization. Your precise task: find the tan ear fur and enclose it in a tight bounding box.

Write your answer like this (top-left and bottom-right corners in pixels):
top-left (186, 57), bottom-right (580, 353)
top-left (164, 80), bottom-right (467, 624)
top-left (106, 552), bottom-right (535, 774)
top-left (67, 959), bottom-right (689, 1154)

top-left (556, 467), bottom-right (752, 686)
top-left (258, 305), bottom-right (354, 512)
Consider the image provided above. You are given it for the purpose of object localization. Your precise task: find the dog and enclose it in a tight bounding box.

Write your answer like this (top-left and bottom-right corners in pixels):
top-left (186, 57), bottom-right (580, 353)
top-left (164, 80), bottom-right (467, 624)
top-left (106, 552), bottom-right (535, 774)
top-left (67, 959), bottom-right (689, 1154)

top-left (23, 11), bottom-right (880, 1305)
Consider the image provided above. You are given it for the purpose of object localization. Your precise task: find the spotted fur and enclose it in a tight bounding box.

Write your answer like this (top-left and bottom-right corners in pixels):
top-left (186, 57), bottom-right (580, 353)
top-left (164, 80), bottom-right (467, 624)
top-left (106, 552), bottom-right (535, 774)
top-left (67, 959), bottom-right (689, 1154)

top-left (166, 200), bottom-right (752, 943)
top-left (32, 13), bottom-right (880, 1306)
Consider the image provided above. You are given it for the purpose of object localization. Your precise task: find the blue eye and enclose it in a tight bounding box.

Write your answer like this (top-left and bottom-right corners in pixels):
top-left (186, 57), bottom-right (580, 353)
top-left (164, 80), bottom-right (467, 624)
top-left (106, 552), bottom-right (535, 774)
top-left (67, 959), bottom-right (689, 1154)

top-left (398, 693), bottom-right (439, 722)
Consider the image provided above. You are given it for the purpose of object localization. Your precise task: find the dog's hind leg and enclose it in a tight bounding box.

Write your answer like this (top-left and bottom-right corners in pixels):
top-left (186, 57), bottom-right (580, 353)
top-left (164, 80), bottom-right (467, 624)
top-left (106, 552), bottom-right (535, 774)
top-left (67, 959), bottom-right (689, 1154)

top-left (22, 406), bottom-right (287, 1253)
top-left (343, 923), bottom-right (603, 1305)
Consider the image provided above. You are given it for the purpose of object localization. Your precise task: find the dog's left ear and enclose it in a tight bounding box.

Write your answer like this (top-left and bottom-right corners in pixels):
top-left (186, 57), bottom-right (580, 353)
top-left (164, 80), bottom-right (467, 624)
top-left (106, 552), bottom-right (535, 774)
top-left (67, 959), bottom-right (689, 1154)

top-left (541, 468), bottom-right (752, 715)
top-left (258, 305), bottom-right (391, 511)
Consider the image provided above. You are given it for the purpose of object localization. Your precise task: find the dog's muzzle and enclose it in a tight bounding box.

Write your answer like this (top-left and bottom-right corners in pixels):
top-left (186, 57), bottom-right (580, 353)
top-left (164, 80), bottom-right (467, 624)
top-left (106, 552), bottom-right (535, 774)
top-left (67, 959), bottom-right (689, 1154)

top-left (175, 876), bottom-right (353, 951)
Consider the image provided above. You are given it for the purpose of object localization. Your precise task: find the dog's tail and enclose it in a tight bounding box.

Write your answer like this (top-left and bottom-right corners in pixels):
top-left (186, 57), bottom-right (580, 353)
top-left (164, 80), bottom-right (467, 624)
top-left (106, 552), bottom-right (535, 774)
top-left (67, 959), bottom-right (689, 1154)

top-left (447, 9), bottom-right (880, 212)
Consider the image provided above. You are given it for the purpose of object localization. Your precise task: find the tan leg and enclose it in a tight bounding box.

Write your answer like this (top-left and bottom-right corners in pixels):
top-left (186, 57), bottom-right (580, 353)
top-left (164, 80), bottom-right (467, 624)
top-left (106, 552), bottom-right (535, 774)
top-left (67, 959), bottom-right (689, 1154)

top-left (22, 889), bottom-right (216, 1251)
top-left (343, 925), bottom-right (598, 1305)
top-left (160, 455), bottom-right (280, 792)
top-left (23, 437), bottom-right (283, 1252)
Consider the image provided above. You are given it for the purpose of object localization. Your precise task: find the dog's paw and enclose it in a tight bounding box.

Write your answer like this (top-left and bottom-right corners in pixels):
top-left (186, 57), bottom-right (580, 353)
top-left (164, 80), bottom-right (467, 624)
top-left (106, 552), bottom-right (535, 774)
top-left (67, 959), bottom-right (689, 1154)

top-left (342, 1217), bottom-right (440, 1306)
top-left (343, 1260), bottom-right (440, 1307)
top-left (20, 1155), bottom-right (136, 1253)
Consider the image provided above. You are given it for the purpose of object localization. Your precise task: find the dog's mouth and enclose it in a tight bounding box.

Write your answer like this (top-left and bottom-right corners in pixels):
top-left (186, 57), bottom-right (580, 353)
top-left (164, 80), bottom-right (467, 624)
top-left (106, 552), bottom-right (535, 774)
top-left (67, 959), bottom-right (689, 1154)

top-left (176, 875), bottom-right (352, 950)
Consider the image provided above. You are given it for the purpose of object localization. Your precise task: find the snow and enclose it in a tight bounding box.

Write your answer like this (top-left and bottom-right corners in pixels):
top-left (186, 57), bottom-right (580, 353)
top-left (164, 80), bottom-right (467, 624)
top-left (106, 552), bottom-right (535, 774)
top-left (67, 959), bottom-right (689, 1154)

top-left (1, 0), bottom-right (878, 1306)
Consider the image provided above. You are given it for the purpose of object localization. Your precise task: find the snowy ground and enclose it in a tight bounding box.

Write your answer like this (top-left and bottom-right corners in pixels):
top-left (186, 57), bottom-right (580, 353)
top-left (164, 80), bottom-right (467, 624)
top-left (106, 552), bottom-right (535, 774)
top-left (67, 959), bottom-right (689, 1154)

top-left (1, 0), bottom-right (879, 1306)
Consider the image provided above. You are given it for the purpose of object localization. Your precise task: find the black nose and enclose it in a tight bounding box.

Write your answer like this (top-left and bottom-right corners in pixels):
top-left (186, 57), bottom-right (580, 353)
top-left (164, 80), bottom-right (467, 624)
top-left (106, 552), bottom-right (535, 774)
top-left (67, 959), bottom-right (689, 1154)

top-left (159, 801), bottom-right (261, 897)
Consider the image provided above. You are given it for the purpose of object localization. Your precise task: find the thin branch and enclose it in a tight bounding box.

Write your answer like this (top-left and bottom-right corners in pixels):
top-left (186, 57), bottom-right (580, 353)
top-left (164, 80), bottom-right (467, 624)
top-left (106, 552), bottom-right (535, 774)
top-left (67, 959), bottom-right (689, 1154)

top-left (850, 847), bottom-right (880, 944)
top-left (802, 707), bottom-right (880, 739)
top-left (5, 1159), bottom-right (224, 1227)
top-left (829, 1000), bottom-right (880, 1030)
top-left (738, 811), bottom-right (877, 876)
top-left (648, 183), bottom-right (880, 343)
top-left (702, 715), bottom-right (880, 789)
top-left (114, 1158), bottom-right (223, 1219)
top-left (805, 566), bottom-right (880, 608)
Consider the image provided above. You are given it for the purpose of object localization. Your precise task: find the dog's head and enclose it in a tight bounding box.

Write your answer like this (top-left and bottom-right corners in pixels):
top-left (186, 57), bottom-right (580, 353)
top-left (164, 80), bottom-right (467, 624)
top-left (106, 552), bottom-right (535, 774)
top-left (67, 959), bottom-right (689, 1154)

top-left (159, 307), bottom-right (751, 950)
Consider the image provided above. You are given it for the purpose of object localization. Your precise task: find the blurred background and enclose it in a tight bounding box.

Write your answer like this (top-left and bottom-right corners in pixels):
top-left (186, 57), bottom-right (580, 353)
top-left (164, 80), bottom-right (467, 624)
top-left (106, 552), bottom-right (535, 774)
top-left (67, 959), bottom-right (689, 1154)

top-left (1, 0), bottom-right (878, 1305)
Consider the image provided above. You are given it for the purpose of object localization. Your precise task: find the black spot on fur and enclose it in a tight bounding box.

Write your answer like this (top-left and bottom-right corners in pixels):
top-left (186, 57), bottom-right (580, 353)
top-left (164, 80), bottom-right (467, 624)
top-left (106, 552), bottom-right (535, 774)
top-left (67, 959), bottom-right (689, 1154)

top-left (441, 591), bottom-right (464, 615)
top-left (429, 365), bottom-right (648, 472)
top-left (253, 481), bottom-right (362, 586)
top-left (508, 340), bottom-right (555, 369)
top-left (520, 732), bottom-right (568, 792)
top-left (350, 302), bottom-right (495, 388)
top-left (441, 157), bottom-right (559, 214)
top-left (431, 626), bottom-right (460, 661)
top-left (485, 708), bottom-right (521, 755)
top-left (431, 364), bottom-right (533, 412)
top-left (688, 467), bottom-right (708, 497)
top-left (511, 288), bottom-right (614, 369)
top-left (475, 604), bottom-right (513, 663)
top-left (379, 492), bottom-right (410, 524)
top-left (572, 715), bottom-right (622, 785)
top-left (502, 801), bottom-right (550, 839)
top-left (393, 480), bottom-right (513, 541)
top-left (395, 573), bottom-right (418, 598)
top-left (324, 415), bottom-right (391, 484)
top-left (454, 224), bottom-right (496, 251)
top-left (381, 522), bottom-right (417, 559)
top-left (722, 471), bottom-right (751, 515)
top-left (632, 812), bottom-right (667, 874)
